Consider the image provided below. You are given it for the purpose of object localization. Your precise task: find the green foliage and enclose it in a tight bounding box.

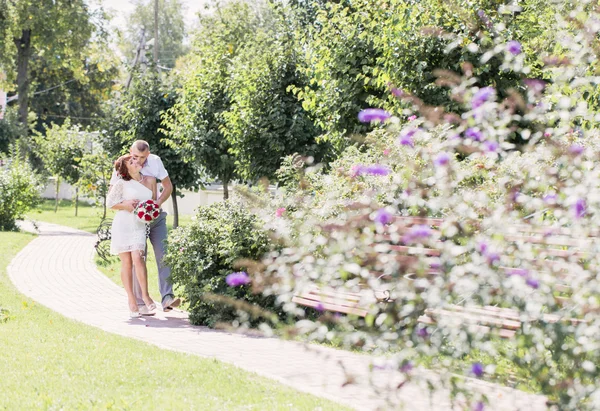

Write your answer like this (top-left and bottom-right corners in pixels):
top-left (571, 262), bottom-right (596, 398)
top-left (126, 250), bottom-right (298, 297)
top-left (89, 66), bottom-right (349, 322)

top-left (223, 6), bottom-right (324, 180)
top-left (105, 71), bottom-right (205, 194)
top-left (0, 0), bottom-right (117, 125)
top-left (77, 142), bottom-right (113, 219)
top-left (0, 147), bottom-right (43, 231)
top-left (291, 0), bottom-right (383, 152)
top-left (0, 108), bottom-right (24, 155)
top-left (164, 201), bottom-right (276, 327)
top-left (34, 120), bottom-right (85, 185)
top-left (164, 1), bottom-right (262, 188)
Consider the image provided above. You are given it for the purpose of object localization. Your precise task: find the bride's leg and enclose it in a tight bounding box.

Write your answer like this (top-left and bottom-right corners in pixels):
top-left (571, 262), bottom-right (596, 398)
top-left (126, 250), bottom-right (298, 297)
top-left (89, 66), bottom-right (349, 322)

top-left (131, 250), bottom-right (154, 308)
top-left (119, 252), bottom-right (137, 312)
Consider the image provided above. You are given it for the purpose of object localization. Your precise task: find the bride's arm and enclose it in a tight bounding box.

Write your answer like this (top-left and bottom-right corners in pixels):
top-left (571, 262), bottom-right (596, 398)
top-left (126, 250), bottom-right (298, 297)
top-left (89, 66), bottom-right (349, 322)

top-left (107, 179), bottom-right (138, 212)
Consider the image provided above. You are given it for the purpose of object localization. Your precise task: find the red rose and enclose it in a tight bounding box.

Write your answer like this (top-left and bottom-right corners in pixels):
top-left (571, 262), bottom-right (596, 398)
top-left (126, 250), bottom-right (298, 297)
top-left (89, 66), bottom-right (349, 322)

top-left (146, 205), bottom-right (153, 211)
top-left (153, 211), bottom-right (159, 217)
top-left (145, 215), bottom-right (152, 221)
top-left (138, 211), bottom-right (145, 218)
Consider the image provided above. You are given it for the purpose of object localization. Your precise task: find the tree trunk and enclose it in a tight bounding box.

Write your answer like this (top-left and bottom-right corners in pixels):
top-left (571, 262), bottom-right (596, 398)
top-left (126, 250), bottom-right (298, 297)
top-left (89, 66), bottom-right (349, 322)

top-left (102, 195), bottom-right (107, 220)
top-left (222, 179), bottom-right (229, 200)
top-left (54, 177), bottom-right (60, 213)
top-left (14, 29), bottom-right (32, 124)
top-left (171, 183), bottom-right (179, 229)
top-left (75, 187), bottom-right (79, 217)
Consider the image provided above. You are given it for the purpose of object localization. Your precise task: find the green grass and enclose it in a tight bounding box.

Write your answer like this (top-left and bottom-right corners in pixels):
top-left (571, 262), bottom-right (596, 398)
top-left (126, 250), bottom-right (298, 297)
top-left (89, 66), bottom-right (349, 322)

top-left (0, 230), bottom-right (348, 410)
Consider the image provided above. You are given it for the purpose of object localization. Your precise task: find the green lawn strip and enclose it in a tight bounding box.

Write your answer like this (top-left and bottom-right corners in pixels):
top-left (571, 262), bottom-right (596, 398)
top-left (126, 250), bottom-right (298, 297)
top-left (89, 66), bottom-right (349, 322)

top-left (0, 231), bottom-right (347, 410)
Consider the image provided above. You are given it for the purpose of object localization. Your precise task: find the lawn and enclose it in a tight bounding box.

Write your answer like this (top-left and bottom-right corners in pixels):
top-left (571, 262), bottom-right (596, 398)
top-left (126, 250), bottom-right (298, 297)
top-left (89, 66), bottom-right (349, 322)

top-left (0, 230), bottom-right (347, 410)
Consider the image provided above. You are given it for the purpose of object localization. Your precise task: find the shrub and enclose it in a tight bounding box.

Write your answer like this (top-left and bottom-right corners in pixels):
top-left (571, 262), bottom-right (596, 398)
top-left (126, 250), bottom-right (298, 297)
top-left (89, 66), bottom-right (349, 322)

top-left (0, 151), bottom-right (44, 231)
top-left (164, 200), bottom-right (277, 327)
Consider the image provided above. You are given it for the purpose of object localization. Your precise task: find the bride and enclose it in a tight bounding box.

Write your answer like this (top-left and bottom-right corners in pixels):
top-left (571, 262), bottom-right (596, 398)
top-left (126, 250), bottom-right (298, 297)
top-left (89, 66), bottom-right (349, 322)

top-left (106, 154), bottom-right (158, 318)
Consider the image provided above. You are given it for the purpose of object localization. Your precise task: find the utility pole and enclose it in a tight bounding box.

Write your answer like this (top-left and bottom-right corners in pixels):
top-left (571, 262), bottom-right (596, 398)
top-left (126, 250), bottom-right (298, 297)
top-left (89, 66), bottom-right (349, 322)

top-left (153, 0), bottom-right (159, 65)
top-left (126, 29), bottom-right (146, 90)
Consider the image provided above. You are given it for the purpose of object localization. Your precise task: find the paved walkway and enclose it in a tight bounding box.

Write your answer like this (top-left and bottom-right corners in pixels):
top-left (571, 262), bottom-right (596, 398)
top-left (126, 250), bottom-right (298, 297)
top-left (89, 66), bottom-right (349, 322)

top-left (7, 221), bottom-right (548, 410)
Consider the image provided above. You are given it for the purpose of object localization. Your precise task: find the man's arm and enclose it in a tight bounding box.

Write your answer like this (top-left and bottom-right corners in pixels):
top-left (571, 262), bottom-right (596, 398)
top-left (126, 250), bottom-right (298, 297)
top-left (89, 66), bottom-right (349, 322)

top-left (157, 176), bottom-right (173, 207)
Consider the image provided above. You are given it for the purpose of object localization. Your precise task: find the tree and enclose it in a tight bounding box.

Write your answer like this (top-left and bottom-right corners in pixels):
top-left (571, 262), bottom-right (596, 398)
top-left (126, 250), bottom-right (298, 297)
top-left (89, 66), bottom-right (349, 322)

top-left (34, 120), bottom-right (85, 215)
top-left (164, 1), bottom-right (265, 199)
top-left (0, 1), bottom-right (103, 124)
top-left (105, 71), bottom-right (205, 228)
top-left (222, 5), bottom-right (324, 181)
top-left (77, 138), bottom-right (113, 220)
top-left (119, 0), bottom-right (187, 68)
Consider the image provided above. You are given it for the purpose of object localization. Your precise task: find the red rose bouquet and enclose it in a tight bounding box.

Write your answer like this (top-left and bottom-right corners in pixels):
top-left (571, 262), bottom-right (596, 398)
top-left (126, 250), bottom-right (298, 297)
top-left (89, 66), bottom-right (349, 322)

top-left (135, 199), bottom-right (160, 223)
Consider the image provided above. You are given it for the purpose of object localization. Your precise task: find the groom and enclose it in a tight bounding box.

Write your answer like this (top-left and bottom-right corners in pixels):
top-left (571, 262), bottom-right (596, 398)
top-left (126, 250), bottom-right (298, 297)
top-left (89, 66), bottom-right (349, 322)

top-left (110, 140), bottom-right (180, 313)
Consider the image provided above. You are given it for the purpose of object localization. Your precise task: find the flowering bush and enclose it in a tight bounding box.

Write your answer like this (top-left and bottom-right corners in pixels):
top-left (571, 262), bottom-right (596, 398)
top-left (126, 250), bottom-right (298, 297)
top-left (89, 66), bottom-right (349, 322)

top-left (163, 200), bottom-right (280, 327)
top-left (225, 3), bottom-right (600, 409)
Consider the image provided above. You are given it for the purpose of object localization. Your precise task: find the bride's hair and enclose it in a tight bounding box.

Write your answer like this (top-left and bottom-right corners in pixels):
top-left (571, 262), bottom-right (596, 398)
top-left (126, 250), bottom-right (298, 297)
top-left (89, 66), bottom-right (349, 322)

top-left (115, 155), bottom-right (133, 181)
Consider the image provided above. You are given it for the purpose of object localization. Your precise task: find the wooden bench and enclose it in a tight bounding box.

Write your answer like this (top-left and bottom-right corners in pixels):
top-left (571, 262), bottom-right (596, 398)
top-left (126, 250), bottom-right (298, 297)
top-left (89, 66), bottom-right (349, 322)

top-left (292, 215), bottom-right (589, 339)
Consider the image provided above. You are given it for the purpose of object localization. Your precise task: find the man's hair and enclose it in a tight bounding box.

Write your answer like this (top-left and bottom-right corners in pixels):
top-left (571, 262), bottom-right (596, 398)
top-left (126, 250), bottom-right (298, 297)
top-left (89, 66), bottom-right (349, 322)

top-left (131, 140), bottom-right (150, 152)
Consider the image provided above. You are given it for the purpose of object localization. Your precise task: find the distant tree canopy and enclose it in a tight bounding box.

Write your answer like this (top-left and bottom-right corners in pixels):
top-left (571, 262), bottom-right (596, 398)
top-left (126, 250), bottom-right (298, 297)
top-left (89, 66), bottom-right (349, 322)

top-left (0, 0), bottom-right (118, 129)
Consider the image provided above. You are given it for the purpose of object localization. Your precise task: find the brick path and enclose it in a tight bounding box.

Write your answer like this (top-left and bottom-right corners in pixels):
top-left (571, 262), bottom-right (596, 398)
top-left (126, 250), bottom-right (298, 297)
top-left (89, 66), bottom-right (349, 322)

top-left (7, 221), bottom-right (548, 410)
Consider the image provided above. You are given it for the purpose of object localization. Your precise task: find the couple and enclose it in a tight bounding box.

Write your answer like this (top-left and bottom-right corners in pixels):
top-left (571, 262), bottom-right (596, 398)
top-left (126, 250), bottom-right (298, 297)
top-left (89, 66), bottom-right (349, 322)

top-left (106, 140), bottom-right (180, 318)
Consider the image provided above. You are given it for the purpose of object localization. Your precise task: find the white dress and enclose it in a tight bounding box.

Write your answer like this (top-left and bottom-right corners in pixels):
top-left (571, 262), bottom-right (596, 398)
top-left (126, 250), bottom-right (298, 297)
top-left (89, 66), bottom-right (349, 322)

top-left (106, 178), bottom-right (153, 255)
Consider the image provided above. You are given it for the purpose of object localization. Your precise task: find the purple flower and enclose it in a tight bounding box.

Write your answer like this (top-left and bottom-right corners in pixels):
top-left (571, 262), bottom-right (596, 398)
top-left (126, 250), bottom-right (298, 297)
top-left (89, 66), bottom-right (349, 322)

top-left (523, 79), bottom-right (546, 94)
top-left (569, 144), bottom-right (584, 156)
top-left (391, 88), bottom-right (405, 98)
top-left (473, 401), bottom-right (485, 411)
top-left (374, 208), bottom-right (393, 225)
top-left (417, 327), bottom-right (429, 338)
top-left (483, 140), bottom-right (499, 153)
top-left (476, 241), bottom-right (488, 254)
top-left (403, 225), bottom-right (432, 243)
top-left (573, 198), bottom-right (586, 219)
top-left (471, 362), bottom-right (484, 378)
top-left (225, 271), bottom-right (250, 287)
top-left (364, 164), bottom-right (390, 176)
top-left (358, 108), bottom-right (391, 123)
top-left (465, 128), bottom-right (484, 141)
top-left (543, 193), bottom-right (557, 204)
top-left (486, 252), bottom-right (500, 265)
top-left (400, 361), bottom-right (413, 373)
top-left (407, 115), bottom-right (417, 121)
top-left (352, 164), bottom-right (391, 177)
top-left (526, 277), bottom-right (540, 289)
top-left (315, 302), bottom-right (325, 312)
top-left (398, 128), bottom-right (417, 147)
top-left (506, 268), bottom-right (529, 277)
top-left (472, 87), bottom-right (496, 109)
top-left (507, 40), bottom-right (522, 55)
top-left (543, 131), bottom-right (552, 138)
top-left (434, 152), bottom-right (450, 167)
top-left (275, 207), bottom-right (286, 217)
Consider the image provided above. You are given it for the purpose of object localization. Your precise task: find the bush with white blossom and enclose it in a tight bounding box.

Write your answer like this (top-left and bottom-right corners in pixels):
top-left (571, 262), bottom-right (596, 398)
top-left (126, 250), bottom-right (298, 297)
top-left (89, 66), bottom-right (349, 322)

top-left (230, 2), bottom-right (600, 409)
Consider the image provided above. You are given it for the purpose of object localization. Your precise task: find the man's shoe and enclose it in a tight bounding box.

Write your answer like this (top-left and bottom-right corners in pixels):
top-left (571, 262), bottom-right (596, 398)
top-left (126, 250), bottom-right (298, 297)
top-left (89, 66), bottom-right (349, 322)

top-left (138, 305), bottom-right (156, 316)
top-left (162, 295), bottom-right (181, 311)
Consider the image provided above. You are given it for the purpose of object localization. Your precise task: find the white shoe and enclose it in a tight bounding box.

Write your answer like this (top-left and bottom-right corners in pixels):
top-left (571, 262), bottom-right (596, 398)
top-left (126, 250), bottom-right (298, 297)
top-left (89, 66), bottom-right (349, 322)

top-left (138, 305), bottom-right (156, 316)
top-left (129, 311), bottom-right (141, 318)
top-left (162, 295), bottom-right (181, 311)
